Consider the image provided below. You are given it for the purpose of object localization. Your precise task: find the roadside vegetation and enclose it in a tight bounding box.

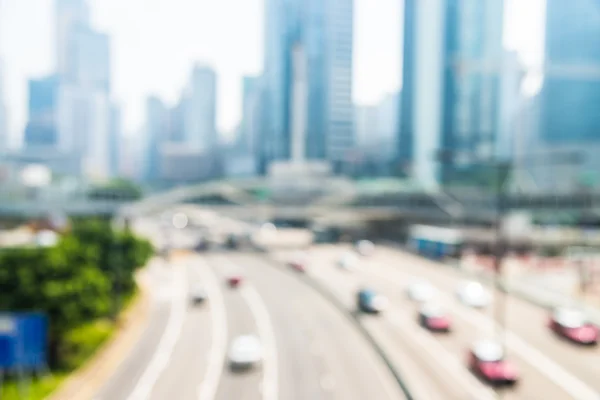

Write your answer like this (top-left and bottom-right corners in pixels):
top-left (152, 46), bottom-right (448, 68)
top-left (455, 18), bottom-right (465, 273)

top-left (0, 218), bottom-right (153, 399)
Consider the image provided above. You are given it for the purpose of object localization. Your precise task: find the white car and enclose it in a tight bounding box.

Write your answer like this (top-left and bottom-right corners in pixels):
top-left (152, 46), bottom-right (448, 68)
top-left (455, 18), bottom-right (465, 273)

top-left (356, 240), bottom-right (375, 256)
top-left (456, 281), bottom-right (491, 308)
top-left (189, 285), bottom-right (208, 304)
top-left (228, 335), bottom-right (263, 369)
top-left (406, 280), bottom-right (437, 302)
top-left (338, 253), bottom-right (358, 270)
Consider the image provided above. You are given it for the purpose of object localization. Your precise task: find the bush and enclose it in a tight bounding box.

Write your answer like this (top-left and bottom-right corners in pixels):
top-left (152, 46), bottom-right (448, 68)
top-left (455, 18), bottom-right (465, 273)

top-left (60, 319), bottom-right (114, 370)
top-left (0, 217), bottom-right (153, 368)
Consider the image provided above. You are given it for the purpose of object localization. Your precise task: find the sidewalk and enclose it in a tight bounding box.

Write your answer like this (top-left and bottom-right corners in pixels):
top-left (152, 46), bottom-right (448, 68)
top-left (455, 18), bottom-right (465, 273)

top-left (46, 266), bottom-right (153, 400)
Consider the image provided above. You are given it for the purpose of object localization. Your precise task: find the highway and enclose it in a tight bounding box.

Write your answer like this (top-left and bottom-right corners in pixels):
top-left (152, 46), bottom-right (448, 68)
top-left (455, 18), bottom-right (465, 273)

top-left (94, 219), bottom-right (403, 400)
top-left (269, 243), bottom-right (600, 400)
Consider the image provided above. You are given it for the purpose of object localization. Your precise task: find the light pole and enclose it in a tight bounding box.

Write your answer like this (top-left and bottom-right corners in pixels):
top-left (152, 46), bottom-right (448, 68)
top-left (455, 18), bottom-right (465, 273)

top-left (436, 149), bottom-right (583, 399)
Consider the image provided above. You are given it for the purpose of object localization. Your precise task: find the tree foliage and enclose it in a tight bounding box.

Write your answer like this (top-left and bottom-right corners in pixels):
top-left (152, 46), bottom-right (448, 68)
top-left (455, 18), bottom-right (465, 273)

top-left (0, 217), bottom-right (153, 367)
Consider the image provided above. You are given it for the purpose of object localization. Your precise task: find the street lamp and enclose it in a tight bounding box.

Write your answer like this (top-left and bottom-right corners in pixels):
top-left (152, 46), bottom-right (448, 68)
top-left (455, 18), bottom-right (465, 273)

top-left (435, 149), bottom-right (583, 399)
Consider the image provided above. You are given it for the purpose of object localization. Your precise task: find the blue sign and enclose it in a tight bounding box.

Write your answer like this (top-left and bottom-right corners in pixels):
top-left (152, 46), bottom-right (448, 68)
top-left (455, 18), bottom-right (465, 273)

top-left (0, 313), bottom-right (48, 371)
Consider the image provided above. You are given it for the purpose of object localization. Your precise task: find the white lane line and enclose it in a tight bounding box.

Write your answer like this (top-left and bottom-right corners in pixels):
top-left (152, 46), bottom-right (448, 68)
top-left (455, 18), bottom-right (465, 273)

top-left (196, 258), bottom-right (228, 400)
top-left (127, 264), bottom-right (187, 400)
top-left (240, 284), bottom-right (279, 400)
top-left (387, 312), bottom-right (496, 400)
top-left (366, 265), bottom-right (600, 400)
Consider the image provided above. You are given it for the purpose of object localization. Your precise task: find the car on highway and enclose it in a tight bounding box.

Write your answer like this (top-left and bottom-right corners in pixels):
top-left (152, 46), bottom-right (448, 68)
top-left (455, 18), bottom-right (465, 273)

top-left (338, 252), bottom-right (358, 271)
top-left (357, 289), bottom-right (389, 314)
top-left (194, 239), bottom-right (209, 252)
top-left (456, 281), bottom-right (491, 308)
top-left (228, 335), bottom-right (263, 370)
top-left (288, 252), bottom-right (308, 273)
top-left (548, 307), bottom-right (598, 345)
top-left (406, 280), bottom-right (437, 303)
top-left (225, 234), bottom-right (239, 249)
top-left (356, 240), bottom-right (375, 256)
top-left (468, 340), bottom-right (518, 385)
top-left (227, 275), bottom-right (243, 288)
top-left (189, 285), bottom-right (208, 305)
top-left (418, 303), bottom-right (451, 332)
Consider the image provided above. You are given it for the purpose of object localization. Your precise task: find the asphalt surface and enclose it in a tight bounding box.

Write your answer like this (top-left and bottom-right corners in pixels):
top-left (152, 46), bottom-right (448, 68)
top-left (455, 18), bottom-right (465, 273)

top-left (94, 227), bottom-right (404, 399)
top-left (273, 243), bottom-right (600, 400)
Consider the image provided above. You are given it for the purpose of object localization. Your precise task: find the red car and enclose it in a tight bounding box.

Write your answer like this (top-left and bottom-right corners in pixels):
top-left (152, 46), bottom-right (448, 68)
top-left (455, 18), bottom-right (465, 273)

top-left (418, 304), bottom-right (451, 332)
top-left (228, 276), bottom-right (243, 288)
top-left (289, 260), bottom-right (306, 272)
top-left (549, 307), bottom-right (598, 345)
top-left (468, 340), bottom-right (518, 385)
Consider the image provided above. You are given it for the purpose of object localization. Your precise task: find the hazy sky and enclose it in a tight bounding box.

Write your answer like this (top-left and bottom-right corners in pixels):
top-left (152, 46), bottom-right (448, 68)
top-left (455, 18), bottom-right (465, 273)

top-left (0, 0), bottom-right (544, 144)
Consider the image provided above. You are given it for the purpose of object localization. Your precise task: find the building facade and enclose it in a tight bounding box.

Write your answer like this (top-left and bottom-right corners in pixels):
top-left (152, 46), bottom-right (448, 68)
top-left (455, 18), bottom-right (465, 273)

top-left (24, 75), bottom-right (59, 148)
top-left (400, 0), bottom-right (505, 187)
top-left (0, 59), bottom-right (7, 152)
top-left (262, 0), bottom-right (354, 171)
top-left (144, 96), bottom-right (169, 182)
top-left (183, 65), bottom-right (217, 151)
top-left (540, 0), bottom-right (600, 144)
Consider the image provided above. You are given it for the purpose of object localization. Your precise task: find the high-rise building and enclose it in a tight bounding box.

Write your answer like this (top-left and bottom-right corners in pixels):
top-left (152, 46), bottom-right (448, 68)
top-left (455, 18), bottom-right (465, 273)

top-left (144, 96), bottom-right (169, 182)
top-left (108, 105), bottom-right (121, 177)
top-left (71, 25), bottom-right (111, 91)
top-left (539, 0), bottom-right (600, 144)
top-left (183, 65), bottom-right (217, 151)
top-left (240, 75), bottom-right (263, 155)
top-left (0, 59), bottom-right (7, 152)
top-left (55, 0), bottom-right (90, 81)
top-left (262, 0), bottom-right (354, 170)
top-left (400, 0), bottom-right (504, 187)
top-left (24, 75), bottom-right (59, 148)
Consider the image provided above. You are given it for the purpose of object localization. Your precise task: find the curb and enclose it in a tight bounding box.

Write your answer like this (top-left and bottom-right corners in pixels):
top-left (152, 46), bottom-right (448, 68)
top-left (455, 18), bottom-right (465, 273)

top-left (45, 271), bottom-right (151, 400)
top-left (254, 247), bottom-right (414, 400)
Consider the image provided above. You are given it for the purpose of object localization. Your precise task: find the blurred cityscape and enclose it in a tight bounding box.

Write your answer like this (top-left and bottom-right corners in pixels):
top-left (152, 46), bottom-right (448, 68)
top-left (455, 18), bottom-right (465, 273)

top-left (0, 0), bottom-right (597, 193)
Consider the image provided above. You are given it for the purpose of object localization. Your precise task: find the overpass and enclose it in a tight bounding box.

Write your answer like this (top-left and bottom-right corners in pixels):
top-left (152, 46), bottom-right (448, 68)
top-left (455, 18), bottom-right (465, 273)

top-left (1, 178), bottom-right (598, 226)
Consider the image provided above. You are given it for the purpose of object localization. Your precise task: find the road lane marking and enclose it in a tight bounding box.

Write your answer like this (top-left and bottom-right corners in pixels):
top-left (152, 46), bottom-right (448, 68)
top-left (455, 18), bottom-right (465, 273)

top-left (387, 312), bottom-right (496, 400)
top-left (365, 264), bottom-right (600, 400)
top-left (240, 284), bottom-right (279, 400)
top-left (195, 258), bottom-right (228, 400)
top-left (127, 264), bottom-right (186, 400)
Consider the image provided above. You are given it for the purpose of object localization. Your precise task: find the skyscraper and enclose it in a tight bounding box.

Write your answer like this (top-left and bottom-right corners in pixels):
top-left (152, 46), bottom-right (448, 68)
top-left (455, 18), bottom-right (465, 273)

top-left (56, 0), bottom-right (90, 80)
top-left (0, 59), bottom-right (7, 152)
top-left (71, 25), bottom-right (111, 91)
top-left (240, 75), bottom-right (262, 154)
top-left (144, 96), bottom-right (169, 182)
top-left (400, 0), bottom-right (504, 186)
top-left (539, 0), bottom-right (600, 143)
top-left (262, 0), bottom-right (354, 171)
top-left (24, 75), bottom-right (59, 148)
top-left (183, 65), bottom-right (217, 151)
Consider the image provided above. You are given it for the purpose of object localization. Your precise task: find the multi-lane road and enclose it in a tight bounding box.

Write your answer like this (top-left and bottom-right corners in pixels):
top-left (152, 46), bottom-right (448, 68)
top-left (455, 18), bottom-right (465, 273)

top-left (92, 212), bottom-right (599, 400)
top-left (271, 243), bottom-right (600, 400)
top-left (94, 219), bottom-right (403, 400)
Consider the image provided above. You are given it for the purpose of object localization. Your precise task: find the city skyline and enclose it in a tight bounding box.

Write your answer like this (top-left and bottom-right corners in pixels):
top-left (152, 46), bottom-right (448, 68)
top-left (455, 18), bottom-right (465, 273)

top-left (1, 0), bottom-right (542, 145)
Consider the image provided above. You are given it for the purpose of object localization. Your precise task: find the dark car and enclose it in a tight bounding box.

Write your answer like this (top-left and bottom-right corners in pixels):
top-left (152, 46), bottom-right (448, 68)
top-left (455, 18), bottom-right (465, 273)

top-left (225, 235), bottom-right (239, 249)
top-left (357, 289), bottom-right (388, 314)
top-left (549, 307), bottom-right (598, 345)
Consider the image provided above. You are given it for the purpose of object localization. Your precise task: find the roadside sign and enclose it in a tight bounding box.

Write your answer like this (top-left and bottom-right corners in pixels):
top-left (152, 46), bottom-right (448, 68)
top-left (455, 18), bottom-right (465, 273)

top-left (0, 313), bottom-right (47, 371)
